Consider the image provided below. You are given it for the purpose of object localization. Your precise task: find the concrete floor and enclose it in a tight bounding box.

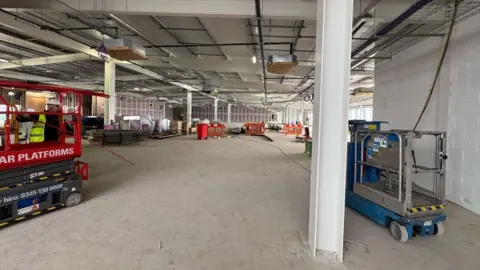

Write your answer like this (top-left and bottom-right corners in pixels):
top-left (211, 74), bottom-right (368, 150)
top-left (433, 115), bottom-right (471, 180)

top-left (0, 133), bottom-right (479, 269)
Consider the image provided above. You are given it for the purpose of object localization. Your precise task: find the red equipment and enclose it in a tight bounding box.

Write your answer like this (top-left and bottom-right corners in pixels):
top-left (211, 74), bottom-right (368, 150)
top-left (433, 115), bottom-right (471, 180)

top-left (283, 124), bottom-right (303, 136)
top-left (0, 81), bottom-right (108, 227)
top-left (197, 123), bottom-right (208, 140)
top-left (0, 81), bottom-right (108, 174)
top-left (244, 122), bottom-right (266, 136)
top-left (207, 123), bottom-right (225, 138)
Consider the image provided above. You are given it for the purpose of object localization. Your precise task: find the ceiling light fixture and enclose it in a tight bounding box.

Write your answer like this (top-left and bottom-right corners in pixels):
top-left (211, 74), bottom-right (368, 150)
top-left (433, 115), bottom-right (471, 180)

top-left (0, 58), bottom-right (9, 63)
top-left (251, 55), bottom-right (257, 64)
top-left (134, 87), bottom-right (139, 90)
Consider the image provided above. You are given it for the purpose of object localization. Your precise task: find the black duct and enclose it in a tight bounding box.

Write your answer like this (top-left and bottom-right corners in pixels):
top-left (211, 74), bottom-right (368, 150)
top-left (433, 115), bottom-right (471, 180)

top-left (255, 0), bottom-right (268, 99)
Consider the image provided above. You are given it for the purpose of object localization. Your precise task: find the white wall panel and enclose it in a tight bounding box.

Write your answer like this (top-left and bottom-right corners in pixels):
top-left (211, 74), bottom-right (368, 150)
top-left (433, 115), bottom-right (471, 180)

top-left (373, 12), bottom-right (480, 214)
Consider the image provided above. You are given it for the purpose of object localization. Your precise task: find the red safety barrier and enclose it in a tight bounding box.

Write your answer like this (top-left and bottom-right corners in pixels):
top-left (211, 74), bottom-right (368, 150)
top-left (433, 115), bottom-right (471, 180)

top-left (244, 122), bottom-right (266, 136)
top-left (207, 123), bottom-right (226, 138)
top-left (283, 124), bottom-right (303, 136)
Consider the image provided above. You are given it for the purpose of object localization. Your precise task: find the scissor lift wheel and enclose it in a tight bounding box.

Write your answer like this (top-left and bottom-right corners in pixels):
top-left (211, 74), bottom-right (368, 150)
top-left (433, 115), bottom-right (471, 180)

top-left (434, 222), bottom-right (445, 236)
top-left (389, 221), bottom-right (409, 243)
top-left (65, 192), bottom-right (83, 207)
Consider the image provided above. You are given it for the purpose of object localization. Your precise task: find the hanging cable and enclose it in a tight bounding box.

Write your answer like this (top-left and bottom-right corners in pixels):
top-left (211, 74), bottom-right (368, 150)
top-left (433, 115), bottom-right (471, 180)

top-left (413, 0), bottom-right (458, 131)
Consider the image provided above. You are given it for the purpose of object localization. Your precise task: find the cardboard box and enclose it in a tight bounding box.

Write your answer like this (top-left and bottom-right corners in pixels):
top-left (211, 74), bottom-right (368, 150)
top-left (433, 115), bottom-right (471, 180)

top-left (170, 121), bottom-right (183, 132)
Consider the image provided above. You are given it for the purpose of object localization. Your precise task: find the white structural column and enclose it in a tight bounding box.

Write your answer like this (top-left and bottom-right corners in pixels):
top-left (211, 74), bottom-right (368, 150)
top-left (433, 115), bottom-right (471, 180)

top-left (162, 102), bottom-right (166, 119)
top-left (308, 0), bottom-right (353, 262)
top-left (287, 108), bottom-right (291, 124)
top-left (214, 98), bottom-right (218, 121)
top-left (186, 91), bottom-right (192, 131)
top-left (290, 107), bottom-right (295, 124)
top-left (0, 53), bottom-right (93, 70)
top-left (227, 104), bottom-right (232, 123)
top-left (104, 60), bottom-right (116, 125)
top-left (300, 101), bottom-right (305, 124)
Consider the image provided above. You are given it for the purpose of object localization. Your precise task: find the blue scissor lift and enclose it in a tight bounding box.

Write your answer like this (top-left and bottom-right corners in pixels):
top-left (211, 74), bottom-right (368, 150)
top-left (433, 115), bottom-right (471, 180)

top-left (346, 121), bottom-right (447, 242)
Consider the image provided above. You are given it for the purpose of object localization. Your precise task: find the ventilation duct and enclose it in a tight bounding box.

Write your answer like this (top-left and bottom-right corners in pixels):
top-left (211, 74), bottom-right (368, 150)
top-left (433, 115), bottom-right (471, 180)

top-left (103, 39), bottom-right (148, 60)
top-left (267, 54), bottom-right (298, 74)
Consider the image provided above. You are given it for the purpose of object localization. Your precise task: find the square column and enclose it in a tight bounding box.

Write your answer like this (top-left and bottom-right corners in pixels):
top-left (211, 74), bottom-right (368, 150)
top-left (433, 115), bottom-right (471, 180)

top-left (186, 91), bottom-right (192, 131)
top-left (162, 102), bottom-right (166, 119)
top-left (290, 107), bottom-right (295, 124)
top-left (214, 97), bottom-right (218, 121)
top-left (308, 0), bottom-right (353, 262)
top-left (103, 60), bottom-right (116, 125)
top-left (227, 104), bottom-right (232, 123)
top-left (300, 101), bottom-right (305, 125)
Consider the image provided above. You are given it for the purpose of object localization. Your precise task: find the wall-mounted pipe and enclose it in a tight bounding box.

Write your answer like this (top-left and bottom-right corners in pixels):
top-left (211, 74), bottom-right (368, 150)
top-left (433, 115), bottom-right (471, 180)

top-left (255, 0), bottom-right (268, 99)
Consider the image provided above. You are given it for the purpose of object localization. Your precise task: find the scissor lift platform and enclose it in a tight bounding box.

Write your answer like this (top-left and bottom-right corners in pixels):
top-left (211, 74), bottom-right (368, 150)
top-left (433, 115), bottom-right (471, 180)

top-left (0, 81), bottom-right (107, 227)
top-left (0, 159), bottom-right (83, 227)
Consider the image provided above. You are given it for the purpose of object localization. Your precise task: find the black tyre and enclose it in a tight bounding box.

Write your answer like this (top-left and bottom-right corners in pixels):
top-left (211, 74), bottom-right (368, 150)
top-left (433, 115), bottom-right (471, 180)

top-left (65, 192), bottom-right (83, 207)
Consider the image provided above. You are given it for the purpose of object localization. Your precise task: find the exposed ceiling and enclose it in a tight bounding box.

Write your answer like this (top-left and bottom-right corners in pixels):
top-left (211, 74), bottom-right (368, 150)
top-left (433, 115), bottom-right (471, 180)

top-left (0, 0), bottom-right (478, 108)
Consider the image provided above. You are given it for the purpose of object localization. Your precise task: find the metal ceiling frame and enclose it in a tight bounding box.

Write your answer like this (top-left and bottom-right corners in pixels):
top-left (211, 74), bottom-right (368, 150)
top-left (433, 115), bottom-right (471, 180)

top-left (0, 0), bottom-right (479, 107)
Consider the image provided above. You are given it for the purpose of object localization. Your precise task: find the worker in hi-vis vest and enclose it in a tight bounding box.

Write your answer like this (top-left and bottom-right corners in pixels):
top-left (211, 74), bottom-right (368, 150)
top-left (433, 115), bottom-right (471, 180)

top-left (17, 99), bottom-right (63, 143)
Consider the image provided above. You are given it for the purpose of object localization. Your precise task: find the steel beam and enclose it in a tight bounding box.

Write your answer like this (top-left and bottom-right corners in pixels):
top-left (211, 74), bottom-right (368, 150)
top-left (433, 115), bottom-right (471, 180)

top-left (151, 16), bottom-right (201, 58)
top-left (250, 34), bottom-right (315, 39)
top-left (0, 12), bottom-right (216, 99)
top-left (135, 58), bottom-right (324, 77)
top-left (145, 42), bottom-right (292, 48)
top-left (2, 0), bottom-right (318, 20)
top-left (0, 53), bottom-right (94, 70)
top-left (0, 70), bottom-right (103, 90)
top-left (249, 24), bottom-right (306, 29)
top-left (206, 78), bottom-right (293, 91)
top-left (196, 17), bottom-right (230, 61)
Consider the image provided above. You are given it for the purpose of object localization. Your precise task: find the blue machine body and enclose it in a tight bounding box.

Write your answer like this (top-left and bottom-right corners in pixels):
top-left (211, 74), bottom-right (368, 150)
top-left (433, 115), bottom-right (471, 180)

top-left (345, 120), bottom-right (446, 240)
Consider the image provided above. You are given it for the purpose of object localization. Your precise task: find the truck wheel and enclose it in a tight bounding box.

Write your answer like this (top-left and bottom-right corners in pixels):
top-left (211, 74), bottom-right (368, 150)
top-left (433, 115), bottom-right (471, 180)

top-left (65, 192), bottom-right (83, 207)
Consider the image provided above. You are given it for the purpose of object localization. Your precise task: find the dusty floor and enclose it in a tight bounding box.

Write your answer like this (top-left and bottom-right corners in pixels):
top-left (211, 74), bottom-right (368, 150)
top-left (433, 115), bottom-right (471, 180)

top-left (0, 133), bottom-right (479, 269)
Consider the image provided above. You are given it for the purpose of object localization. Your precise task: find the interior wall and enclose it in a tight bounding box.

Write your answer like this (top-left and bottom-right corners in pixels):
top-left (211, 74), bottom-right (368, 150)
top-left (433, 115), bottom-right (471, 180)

top-left (91, 93), bottom-right (170, 120)
top-left (174, 104), bottom-right (269, 123)
top-left (373, 12), bottom-right (480, 214)
top-left (26, 94), bottom-right (46, 112)
top-left (115, 94), bottom-right (165, 121)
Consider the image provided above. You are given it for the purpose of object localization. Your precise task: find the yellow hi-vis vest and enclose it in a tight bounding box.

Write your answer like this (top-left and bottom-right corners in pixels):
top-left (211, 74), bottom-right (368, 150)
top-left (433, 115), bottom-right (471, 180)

top-left (30, 114), bottom-right (46, 143)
